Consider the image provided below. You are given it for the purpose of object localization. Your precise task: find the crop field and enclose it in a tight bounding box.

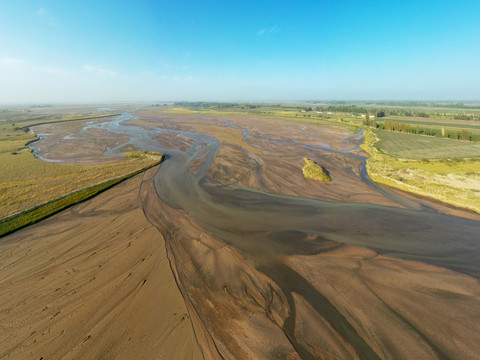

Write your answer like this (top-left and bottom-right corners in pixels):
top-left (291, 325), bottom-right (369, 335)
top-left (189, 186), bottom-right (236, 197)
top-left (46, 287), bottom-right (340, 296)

top-left (378, 117), bottom-right (480, 132)
top-left (329, 101), bottom-right (480, 115)
top-left (375, 130), bottom-right (480, 159)
top-left (362, 130), bottom-right (480, 213)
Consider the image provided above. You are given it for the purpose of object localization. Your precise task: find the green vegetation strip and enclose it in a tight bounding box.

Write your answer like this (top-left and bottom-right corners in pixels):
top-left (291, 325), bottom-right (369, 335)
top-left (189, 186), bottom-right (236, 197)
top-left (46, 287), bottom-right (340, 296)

top-left (125, 151), bottom-right (164, 159)
top-left (0, 156), bottom-right (163, 237)
top-left (302, 158), bottom-right (331, 182)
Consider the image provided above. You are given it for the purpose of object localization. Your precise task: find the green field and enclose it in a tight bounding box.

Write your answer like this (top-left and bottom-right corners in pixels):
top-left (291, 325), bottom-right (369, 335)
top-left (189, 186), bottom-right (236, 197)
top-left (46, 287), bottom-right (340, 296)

top-left (362, 130), bottom-right (480, 213)
top-left (375, 130), bottom-right (480, 159)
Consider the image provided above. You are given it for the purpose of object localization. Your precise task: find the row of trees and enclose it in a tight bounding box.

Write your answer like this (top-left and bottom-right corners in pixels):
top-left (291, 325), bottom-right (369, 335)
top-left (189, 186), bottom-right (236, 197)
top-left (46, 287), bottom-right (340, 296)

top-left (453, 114), bottom-right (480, 120)
top-left (363, 119), bottom-right (479, 142)
top-left (322, 105), bottom-right (433, 117)
top-left (325, 105), bottom-right (370, 114)
top-left (324, 105), bottom-right (480, 121)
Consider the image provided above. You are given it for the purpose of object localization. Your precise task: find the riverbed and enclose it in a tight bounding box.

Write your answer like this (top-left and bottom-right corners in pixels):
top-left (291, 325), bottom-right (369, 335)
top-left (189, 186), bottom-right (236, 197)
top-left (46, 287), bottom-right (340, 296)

top-left (14, 109), bottom-right (480, 359)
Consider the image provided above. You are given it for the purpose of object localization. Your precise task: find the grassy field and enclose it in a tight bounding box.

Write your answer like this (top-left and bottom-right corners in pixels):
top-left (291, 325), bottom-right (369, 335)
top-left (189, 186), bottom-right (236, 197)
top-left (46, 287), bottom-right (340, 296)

top-left (0, 159), bottom-right (162, 237)
top-left (0, 150), bottom-right (163, 219)
top-left (375, 130), bottom-right (480, 159)
top-left (0, 111), bottom-right (163, 236)
top-left (362, 130), bottom-right (480, 213)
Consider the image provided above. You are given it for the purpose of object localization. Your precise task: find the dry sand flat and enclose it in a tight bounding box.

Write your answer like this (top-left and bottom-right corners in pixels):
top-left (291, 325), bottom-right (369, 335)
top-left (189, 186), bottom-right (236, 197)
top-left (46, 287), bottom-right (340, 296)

top-left (0, 168), bottom-right (202, 360)
top-left (31, 120), bottom-right (131, 163)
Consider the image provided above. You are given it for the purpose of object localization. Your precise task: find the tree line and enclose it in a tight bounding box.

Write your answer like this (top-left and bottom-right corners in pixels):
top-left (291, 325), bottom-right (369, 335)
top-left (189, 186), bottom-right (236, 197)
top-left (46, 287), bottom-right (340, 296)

top-left (363, 119), bottom-right (479, 142)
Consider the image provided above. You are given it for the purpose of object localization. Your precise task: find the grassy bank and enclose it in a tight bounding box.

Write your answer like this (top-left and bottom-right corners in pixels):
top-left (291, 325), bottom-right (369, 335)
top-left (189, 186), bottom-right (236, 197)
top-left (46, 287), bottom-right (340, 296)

top-left (375, 130), bottom-right (480, 159)
top-left (0, 158), bottom-right (162, 237)
top-left (361, 130), bottom-right (480, 213)
top-left (0, 149), bottom-right (165, 218)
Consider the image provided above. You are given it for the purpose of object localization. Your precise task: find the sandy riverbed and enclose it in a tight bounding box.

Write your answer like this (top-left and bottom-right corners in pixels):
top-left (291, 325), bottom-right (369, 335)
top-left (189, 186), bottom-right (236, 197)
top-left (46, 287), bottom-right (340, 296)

top-left (1, 109), bottom-right (480, 359)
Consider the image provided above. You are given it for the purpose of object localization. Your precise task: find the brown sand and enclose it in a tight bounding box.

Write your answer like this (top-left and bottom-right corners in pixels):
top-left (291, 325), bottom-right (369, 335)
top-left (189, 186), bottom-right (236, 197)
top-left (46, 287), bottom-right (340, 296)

top-left (0, 168), bottom-right (202, 360)
top-left (286, 246), bottom-right (480, 359)
top-left (145, 180), bottom-right (480, 359)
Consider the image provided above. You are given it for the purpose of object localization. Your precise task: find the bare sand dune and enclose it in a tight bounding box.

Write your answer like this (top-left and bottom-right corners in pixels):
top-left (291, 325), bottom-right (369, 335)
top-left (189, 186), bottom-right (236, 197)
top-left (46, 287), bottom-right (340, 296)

top-left (0, 168), bottom-right (202, 360)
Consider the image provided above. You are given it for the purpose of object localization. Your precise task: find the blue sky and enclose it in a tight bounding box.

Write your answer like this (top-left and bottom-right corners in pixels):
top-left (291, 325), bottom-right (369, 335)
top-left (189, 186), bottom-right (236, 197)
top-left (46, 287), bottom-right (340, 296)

top-left (1, 0), bottom-right (479, 103)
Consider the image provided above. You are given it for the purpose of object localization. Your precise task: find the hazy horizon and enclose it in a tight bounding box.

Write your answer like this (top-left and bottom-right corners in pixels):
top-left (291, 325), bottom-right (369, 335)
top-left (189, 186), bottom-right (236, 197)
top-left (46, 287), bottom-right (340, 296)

top-left (1, 0), bottom-right (479, 103)
top-left (3, 99), bottom-right (480, 108)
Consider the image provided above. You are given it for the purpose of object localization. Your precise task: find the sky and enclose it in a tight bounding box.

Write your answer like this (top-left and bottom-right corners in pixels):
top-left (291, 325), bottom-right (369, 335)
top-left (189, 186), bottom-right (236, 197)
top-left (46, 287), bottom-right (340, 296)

top-left (0, 0), bottom-right (479, 103)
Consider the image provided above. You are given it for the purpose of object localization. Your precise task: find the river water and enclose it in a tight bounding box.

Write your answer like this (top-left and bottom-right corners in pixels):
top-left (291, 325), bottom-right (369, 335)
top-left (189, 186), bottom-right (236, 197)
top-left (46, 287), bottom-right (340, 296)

top-left (86, 113), bottom-right (479, 277)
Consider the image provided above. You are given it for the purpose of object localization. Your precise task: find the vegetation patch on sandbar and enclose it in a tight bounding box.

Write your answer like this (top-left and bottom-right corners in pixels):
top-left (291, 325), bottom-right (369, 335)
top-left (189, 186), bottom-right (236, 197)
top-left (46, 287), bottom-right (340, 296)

top-left (302, 158), bottom-right (331, 182)
top-left (125, 151), bottom-right (164, 160)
